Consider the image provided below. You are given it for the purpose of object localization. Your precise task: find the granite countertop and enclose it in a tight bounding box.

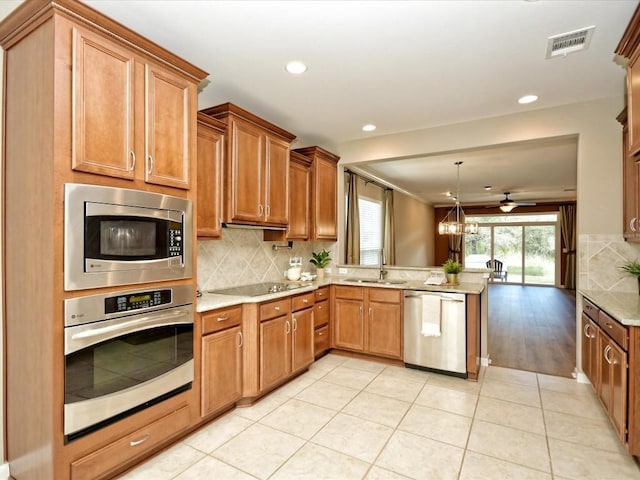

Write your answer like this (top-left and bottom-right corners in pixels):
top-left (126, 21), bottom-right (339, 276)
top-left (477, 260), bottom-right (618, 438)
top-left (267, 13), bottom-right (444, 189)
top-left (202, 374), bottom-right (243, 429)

top-left (197, 277), bottom-right (485, 313)
top-left (580, 289), bottom-right (640, 327)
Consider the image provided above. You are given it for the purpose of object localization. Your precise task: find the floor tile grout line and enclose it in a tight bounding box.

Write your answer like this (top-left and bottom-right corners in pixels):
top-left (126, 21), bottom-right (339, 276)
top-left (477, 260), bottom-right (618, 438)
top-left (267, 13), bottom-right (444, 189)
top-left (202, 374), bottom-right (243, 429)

top-left (537, 372), bottom-right (556, 479)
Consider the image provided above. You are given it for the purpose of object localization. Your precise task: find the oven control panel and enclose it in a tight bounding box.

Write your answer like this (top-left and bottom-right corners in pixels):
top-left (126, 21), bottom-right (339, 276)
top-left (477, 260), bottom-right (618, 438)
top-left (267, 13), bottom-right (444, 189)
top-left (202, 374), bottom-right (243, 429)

top-left (105, 289), bottom-right (172, 314)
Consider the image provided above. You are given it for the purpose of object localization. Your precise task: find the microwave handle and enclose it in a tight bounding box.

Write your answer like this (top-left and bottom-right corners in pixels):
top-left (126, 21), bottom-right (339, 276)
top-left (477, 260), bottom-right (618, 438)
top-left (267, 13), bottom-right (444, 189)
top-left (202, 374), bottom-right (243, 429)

top-left (85, 201), bottom-right (183, 223)
top-left (66, 307), bottom-right (193, 354)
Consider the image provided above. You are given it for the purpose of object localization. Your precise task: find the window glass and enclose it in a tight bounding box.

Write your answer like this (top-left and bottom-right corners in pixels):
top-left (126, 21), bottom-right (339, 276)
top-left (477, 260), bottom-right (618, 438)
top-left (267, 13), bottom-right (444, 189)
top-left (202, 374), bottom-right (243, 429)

top-left (359, 197), bottom-right (382, 265)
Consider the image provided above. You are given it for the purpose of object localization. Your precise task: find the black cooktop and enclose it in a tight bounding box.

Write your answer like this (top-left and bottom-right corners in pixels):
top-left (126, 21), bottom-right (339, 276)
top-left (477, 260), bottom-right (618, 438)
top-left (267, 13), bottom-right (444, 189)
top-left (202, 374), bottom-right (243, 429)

top-left (208, 282), bottom-right (309, 297)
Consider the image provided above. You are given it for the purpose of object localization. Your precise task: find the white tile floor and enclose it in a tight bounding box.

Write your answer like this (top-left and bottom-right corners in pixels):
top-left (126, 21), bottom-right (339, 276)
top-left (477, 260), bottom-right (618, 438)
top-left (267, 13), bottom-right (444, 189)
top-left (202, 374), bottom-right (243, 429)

top-left (119, 354), bottom-right (640, 480)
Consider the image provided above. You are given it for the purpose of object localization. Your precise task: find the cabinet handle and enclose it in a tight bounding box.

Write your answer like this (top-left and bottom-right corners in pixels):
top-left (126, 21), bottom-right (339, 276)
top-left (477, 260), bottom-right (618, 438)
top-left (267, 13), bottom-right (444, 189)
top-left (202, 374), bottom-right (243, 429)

top-left (274, 306), bottom-right (280, 312)
top-left (238, 331), bottom-right (243, 347)
top-left (604, 344), bottom-right (612, 365)
top-left (293, 317), bottom-right (298, 332)
top-left (147, 155), bottom-right (154, 175)
top-left (216, 316), bottom-right (229, 322)
top-left (302, 299), bottom-right (308, 304)
top-left (130, 433), bottom-right (150, 447)
top-left (259, 204), bottom-right (264, 217)
top-left (631, 217), bottom-right (638, 232)
top-left (266, 204), bottom-right (271, 217)
top-left (129, 151), bottom-right (136, 171)
top-left (286, 320), bottom-right (291, 334)
top-left (368, 307), bottom-right (372, 318)
top-left (318, 331), bottom-right (324, 336)
top-left (583, 323), bottom-right (590, 338)
top-left (359, 306), bottom-right (363, 318)
top-left (317, 305), bottom-right (323, 310)
top-left (605, 322), bottom-right (614, 330)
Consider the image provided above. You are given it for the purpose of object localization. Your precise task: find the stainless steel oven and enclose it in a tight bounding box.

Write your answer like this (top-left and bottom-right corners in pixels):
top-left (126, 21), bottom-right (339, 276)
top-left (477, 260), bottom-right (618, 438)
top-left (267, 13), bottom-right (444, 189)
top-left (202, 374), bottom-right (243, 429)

top-left (64, 183), bottom-right (193, 291)
top-left (63, 284), bottom-right (194, 441)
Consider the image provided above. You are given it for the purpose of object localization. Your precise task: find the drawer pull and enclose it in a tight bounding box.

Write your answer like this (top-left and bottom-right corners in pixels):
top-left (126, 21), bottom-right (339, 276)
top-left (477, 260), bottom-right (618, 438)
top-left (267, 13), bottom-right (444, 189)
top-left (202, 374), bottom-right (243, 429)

top-left (238, 331), bottom-right (243, 347)
top-left (303, 299), bottom-right (308, 303)
top-left (275, 306), bottom-right (281, 312)
top-left (317, 305), bottom-right (323, 310)
top-left (318, 332), bottom-right (324, 336)
top-left (286, 320), bottom-right (291, 334)
top-left (130, 434), bottom-right (150, 447)
top-left (605, 322), bottom-right (614, 330)
top-left (217, 316), bottom-right (229, 322)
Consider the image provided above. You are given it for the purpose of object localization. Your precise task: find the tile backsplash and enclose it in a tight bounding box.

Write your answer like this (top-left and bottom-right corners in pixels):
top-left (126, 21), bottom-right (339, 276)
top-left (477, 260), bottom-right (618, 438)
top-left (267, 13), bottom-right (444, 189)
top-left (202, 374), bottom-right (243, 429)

top-left (579, 234), bottom-right (640, 292)
top-left (197, 228), bottom-right (337, 291)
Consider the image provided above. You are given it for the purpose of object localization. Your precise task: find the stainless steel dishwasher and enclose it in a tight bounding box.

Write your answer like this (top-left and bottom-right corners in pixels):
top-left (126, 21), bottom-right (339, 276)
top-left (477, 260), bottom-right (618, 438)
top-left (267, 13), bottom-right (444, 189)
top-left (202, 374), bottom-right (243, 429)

top-left (403, 291), bottom-right (467, 377)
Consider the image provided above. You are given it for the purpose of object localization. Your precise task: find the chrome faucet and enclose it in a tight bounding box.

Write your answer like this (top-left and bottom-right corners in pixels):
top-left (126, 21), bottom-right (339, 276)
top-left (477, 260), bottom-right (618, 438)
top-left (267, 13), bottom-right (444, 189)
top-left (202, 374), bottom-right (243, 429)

top-left (378, 249), bottom-right (388, 280)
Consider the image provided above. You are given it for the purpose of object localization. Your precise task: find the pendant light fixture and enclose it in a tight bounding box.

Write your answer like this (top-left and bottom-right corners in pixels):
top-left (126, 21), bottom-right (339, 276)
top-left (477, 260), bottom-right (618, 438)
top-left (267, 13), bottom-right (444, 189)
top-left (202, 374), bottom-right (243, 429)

top-left (438, 161), bottom-right (479, 235)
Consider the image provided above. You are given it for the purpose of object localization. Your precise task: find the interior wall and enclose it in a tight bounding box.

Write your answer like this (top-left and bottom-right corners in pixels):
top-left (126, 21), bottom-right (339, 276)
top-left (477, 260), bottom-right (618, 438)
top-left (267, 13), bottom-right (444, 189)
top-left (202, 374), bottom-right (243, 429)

top-left (394, 191), bottom-right (433, 266)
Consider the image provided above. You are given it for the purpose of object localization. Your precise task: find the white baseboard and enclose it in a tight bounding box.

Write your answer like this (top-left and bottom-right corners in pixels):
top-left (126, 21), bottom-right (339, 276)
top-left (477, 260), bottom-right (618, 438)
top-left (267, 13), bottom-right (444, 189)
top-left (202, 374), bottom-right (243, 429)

top-left (0, 462), bottom-right (10, 480)
top-left (481, 356), bottom-right (490, 367)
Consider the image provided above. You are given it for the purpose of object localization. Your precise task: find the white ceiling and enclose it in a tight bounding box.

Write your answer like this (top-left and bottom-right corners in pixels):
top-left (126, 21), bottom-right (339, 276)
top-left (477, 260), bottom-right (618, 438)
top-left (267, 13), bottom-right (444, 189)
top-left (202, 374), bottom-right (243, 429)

top-left (1, 0), bottom-right (637, 206)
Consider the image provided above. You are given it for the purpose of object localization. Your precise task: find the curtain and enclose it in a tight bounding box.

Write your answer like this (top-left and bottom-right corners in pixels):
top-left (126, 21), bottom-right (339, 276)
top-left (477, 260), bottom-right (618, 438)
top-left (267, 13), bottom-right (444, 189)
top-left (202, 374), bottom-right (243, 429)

top-left (560, 204), bottom-right (576, 290)
top-left (345, 173), bottom-right (360, 264)
top-left (383, 189), bottom-right (396, 265)
top-left (448, 234), bottom-right (462, 263)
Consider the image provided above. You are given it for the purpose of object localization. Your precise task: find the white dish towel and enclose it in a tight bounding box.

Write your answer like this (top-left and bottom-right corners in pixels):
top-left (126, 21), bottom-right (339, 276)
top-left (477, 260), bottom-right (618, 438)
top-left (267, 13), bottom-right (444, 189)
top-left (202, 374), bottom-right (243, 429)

top-left (420, 295), bottom-right (442, 337)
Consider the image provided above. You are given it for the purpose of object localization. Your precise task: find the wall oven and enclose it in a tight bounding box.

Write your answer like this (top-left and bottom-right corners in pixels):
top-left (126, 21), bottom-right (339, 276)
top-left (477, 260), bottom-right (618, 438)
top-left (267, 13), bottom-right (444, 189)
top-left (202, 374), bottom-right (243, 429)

top-left (64, 183), bottom-right (193, 291)
top-left (63, 284), bottom-right (193, 441)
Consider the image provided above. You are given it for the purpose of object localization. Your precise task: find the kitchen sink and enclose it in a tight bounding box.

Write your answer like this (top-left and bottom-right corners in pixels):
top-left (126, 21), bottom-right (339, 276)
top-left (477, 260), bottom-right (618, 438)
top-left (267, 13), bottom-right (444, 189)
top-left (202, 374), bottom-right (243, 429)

top-left (344, 278), bottom-right (406, 285)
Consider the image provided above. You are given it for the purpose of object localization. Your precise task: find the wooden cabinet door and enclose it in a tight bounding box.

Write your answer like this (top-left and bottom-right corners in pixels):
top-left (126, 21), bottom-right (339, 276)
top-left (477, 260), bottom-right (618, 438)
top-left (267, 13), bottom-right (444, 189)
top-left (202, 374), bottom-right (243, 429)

top-left (628, 52), bottom-right (640, 156)
top-left (609, 340), bottom-right (628, 442)
top-left (287, 158), bottom-right (310, 239)
top-left (264, 135), bottom-right (289, 225)
top-left (145, 64), bottom-right (192, 189)
top-left (260, 316), bottom-right (291, 391)
top-left (201, 326), bottom-right (242, 417)
top-left (598, 333), bottom-right (611, 408)
top-left (313, 157), bottom-right (338, 240)
top-left (71, 27), bottom-right (135, 180)
top-left (197, 118), bottom-right (224, 237)
top-left (368, 300), bottom-right (402, 359)
top-left (334, 298), bottom-right (364, 351)
top-left (228, 118), bottom-right (264, 223)
top-left (292, 307), bottom-right (314, 372)
top-left (581, 314), bottom-right (598, 385)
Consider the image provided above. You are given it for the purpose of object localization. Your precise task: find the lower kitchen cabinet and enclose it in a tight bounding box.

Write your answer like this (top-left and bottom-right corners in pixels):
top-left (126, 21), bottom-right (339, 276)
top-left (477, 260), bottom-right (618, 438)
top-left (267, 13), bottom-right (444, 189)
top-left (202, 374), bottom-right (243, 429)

top-left (260, 315), bottom-right (291, 391)
top-left (581, 312), bottom-right (599, 386)
top-left (314, 286), bottom-right (330, 357)
top-left (201, 306), bottom-right (243, 417)
top-left (333, 285), bottom-right (402, 360)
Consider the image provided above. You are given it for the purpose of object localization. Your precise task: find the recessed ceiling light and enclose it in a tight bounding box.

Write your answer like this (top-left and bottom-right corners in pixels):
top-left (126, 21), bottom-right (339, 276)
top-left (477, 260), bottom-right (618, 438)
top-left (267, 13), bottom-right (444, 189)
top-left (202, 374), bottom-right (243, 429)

top-left (445, 191), bottom-right (452, 197)
top-left (484, 185), bottom-right (492, 190)
top-left (518, 94), bottom-right (539, 104)
top-left (285, 61), bottom-right (307, 74)
top-left (362, 124), bottom-right (377, 132)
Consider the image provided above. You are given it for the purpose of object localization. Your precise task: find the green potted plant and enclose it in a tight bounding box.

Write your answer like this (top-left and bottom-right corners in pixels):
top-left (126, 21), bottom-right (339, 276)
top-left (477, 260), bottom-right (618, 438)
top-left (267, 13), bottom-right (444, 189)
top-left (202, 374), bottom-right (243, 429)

top-left (443, 258), bottom-right (463, 285)
top-left (310, 249), bottom-right (331, 280)
top-left (621, 259), bottom-right (640, 294)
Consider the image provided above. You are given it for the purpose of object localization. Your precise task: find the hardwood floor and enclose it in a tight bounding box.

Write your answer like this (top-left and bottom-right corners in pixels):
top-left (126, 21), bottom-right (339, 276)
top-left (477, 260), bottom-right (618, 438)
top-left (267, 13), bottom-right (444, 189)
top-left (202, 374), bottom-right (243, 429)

top-left (488, 284), bottom-right (576, 378)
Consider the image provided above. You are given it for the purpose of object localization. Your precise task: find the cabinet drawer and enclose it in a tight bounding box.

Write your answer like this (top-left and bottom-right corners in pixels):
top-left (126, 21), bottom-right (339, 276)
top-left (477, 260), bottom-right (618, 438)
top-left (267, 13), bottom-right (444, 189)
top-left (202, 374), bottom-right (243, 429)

top-left (314, 325), bottom-right (330, 354)
top-left (598, 311), bottom-right (628, 351)
top-left (583, 299), bottom-right (599, 321)
top-left (334, 285), bottom-right (364, 300)
top-left (71, 405), bottom-right (190, 480)
top-left (315, 286), bottom-right (329, 302)
top-left (314, 300), bottom-right (329, 328)
top-left (202, 305), bottom-right (242, 334)
top-left (260, 298), bottom-right (291, 321)
top-left (369, 287), bottom-right (402, 304)
top-left (292, 292), bottom-right (314, 312)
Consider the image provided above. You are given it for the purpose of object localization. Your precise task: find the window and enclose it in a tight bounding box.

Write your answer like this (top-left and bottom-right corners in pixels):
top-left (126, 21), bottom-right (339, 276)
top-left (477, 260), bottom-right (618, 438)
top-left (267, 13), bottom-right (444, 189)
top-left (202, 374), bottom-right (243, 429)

top-left (359, 197), bottom-right (382, 265)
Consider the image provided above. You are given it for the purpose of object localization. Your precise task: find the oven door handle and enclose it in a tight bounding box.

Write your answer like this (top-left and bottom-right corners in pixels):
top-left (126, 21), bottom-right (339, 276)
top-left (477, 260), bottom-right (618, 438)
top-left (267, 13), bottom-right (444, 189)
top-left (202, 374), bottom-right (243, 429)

top-left (65, 306), bottom-right (193, 354)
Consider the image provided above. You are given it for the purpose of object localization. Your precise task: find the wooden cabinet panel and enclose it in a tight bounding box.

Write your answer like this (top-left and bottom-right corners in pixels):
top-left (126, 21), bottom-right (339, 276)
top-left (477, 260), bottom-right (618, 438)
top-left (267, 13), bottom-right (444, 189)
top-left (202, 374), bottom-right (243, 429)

top-left (71, 26), bottom-right (135, 180)
top-left (581, 313), bottom-right (599, 386)
top-left (260, 298), bottom-right (291, 321)
top-left (618, 108), bottom-right (640, 240)
top-left (334, 298), bottom-right (364, 351)
top-left (315, 286), bottom-right (329, 302)
top-left (314, 155), bottom-right (338, 240)
top-left (334, 285), bottom-right (365, 300)
top-left (610, 341), bottom-right (628, 442)
top-left (314, 300), bottom-right (329, 328)
top-left (201, 326), bottom-right (242, 417)
top-left (368, 300), bottom-right (402, 358)
top-left (228, 117), bottom-right (264, 222)
top-left (598, 310), bottom-right (629, 350)
top-left (292, 292), bottom-right (314, 311)
top-left (265, 135), bottom-right (289, 225)
top-left (196, 113), bottom-right (225, 237)
top-left (292, 307), bottom-right (314, 372)
top-left (287, 153), bottom-right (311, 239)
top-left (145, 63), bottom-right (192, 189)
top-left (628, 51), bottom-right (640, 156)
top-left (260, 316), bottom-right (291, 391)
top-left (202, 305), bottom-right (242, 335)
top-left (70, 405), bottom-right (190, 480)
top-left (314, 325), bottom-right (330, 354)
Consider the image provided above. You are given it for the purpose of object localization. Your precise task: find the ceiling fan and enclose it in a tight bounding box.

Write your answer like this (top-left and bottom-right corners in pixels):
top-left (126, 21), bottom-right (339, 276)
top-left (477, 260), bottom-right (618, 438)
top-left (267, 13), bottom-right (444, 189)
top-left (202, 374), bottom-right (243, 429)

top-left (497, 192), bottom-right (536, 212)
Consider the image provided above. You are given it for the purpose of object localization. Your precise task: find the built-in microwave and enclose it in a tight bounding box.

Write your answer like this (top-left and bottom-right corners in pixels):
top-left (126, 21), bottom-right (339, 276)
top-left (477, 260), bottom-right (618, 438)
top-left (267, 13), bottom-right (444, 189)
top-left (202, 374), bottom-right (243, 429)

top-left (64, 183), bottom-right (193, 291)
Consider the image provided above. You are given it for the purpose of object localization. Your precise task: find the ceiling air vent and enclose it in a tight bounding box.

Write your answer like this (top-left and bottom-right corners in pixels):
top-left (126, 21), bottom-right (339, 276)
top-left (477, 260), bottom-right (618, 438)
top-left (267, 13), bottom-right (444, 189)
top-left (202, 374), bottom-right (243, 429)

top-left (545, 26), bottom-right (595, 59)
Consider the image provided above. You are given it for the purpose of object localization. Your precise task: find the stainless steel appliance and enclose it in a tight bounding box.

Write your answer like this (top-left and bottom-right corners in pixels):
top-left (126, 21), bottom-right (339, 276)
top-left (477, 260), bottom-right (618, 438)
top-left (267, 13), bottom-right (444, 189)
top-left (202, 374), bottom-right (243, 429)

top-left (64, 183), bottom-right (193, 291)
top-left (403, 290), bottom-right (467, 377)
top-left (63, 284), bottom-right (194, 441)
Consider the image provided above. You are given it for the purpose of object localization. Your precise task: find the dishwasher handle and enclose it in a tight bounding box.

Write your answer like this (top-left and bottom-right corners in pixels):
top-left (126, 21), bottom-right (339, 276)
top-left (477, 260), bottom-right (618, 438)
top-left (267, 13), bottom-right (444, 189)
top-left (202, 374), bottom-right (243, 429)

top-left (405, 294), bottom-right (463, 303)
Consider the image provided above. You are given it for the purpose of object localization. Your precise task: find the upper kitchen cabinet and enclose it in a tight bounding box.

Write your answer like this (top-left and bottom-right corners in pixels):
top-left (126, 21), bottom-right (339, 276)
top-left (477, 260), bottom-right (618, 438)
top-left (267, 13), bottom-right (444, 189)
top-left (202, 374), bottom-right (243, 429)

top-left (200, 103), bottom-right (296, 227)
top-left (616, 4), bottom-right (640, 156)
top-left (618, 109), bottom-right (640, 240)
top-left (293, 146), bottom-right (340, 241)
top-left (71, 24), bottom-right (199, 190)
top-left (197, 113), bottom-right (226, 238)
